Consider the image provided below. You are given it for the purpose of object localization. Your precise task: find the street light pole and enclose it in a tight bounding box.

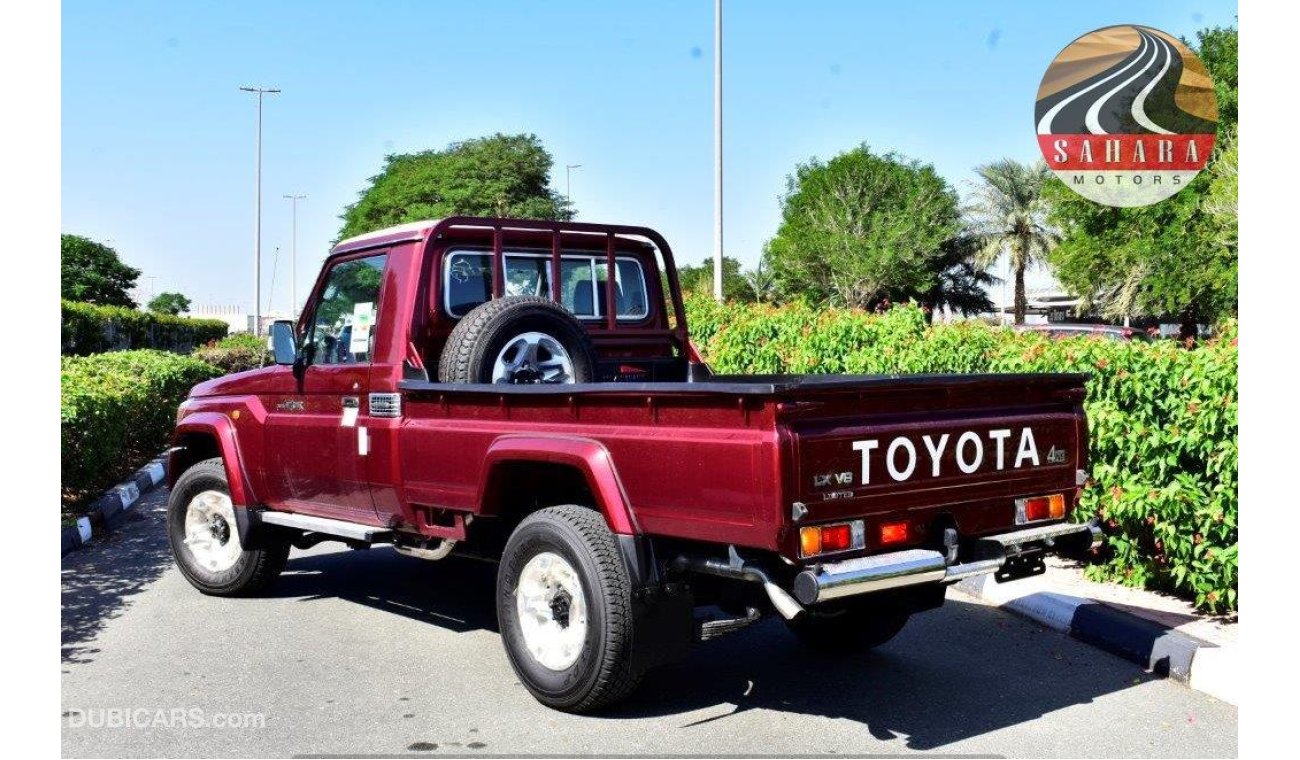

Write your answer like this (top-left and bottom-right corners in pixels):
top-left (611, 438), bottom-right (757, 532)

top-left (240, 85), bottom-right (280, 334)
top-left (565, 164), bottom-right (582, 212)
top-left (713, 0), bottom-right (724, 302)
top-left (283, 194), bottom-right (306, 318)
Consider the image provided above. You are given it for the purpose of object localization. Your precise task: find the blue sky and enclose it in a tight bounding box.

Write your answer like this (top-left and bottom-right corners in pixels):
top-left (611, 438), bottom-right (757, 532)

top-left (62, 0), bottom-right (1237, 314)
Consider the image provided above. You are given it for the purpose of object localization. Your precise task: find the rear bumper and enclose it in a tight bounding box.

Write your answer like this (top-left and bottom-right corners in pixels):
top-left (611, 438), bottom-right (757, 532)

top-left (791, 519), bottom-right (1101, 606)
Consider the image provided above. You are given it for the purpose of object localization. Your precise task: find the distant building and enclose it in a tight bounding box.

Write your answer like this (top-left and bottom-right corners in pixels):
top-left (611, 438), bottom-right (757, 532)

top-left (190, 305), bottom-right (255, 334)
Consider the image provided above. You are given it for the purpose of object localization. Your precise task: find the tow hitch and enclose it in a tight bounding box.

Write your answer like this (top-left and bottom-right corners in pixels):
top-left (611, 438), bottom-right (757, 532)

top-left (994, 551), bottom-right (1047, 583)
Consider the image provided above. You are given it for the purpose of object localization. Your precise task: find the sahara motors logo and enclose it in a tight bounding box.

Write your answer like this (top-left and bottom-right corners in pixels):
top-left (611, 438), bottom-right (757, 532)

top-left (1035, 24), bottom-right (1218, 207)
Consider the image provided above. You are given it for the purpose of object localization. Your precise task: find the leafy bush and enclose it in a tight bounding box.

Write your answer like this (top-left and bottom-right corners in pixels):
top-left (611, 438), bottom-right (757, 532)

top-left (61, 350), bottom-right (222, 509)
top-left (191, 333), bottom-right (270, 374)
top-left (685, 295), bottom-right (1238, 613)
top-left (62, 300), bottom-right (228, 355)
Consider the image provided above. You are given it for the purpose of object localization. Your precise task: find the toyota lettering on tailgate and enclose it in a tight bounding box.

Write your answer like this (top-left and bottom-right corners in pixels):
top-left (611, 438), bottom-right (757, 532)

top-left (849, 427), bottom-right (1048, 484)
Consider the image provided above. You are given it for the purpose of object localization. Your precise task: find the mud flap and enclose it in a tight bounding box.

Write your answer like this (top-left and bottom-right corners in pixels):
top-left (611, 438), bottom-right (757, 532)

top-left (617, 534), bottom-right (694, 670)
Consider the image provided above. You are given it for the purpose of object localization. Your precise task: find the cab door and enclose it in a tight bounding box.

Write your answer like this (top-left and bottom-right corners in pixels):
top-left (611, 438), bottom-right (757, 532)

top-left (261, 252), bottom-right (388, 523)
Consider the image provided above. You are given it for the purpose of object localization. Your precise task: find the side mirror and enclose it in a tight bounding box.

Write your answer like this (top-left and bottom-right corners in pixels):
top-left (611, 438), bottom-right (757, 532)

top-left (269, 320), bottom-right (298, 366)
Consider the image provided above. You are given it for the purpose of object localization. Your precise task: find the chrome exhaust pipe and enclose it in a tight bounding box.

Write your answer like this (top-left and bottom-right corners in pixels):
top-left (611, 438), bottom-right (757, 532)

top-left (671, 550), bottom-right (805, 620)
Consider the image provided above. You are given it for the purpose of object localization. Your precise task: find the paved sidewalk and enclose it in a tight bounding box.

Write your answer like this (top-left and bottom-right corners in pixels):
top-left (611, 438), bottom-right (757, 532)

top-left (957, 556), bottom-right (1238, 705)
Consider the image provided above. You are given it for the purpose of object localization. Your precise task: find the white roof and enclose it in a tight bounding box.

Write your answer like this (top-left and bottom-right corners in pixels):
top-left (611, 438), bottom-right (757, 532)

top-left (333, 219), bottom-right (439, 250)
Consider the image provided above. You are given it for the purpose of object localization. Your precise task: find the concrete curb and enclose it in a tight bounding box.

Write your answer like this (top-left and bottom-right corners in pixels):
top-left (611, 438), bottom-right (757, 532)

top-left (61, 455), bottom-right (168, 557)
top-left (956, 573), bottom-right (1236, 705)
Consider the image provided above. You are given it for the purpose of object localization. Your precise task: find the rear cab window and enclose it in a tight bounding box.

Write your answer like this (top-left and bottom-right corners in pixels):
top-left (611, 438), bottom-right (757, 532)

top-left (443, 250), bottom-right (649, 322)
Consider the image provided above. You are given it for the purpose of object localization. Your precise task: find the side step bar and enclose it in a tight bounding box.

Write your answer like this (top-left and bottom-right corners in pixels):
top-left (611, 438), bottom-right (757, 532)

top-left (792, 520), bottom-right (1100, 606)
top-left (257, 510), bottom-right (393, 543)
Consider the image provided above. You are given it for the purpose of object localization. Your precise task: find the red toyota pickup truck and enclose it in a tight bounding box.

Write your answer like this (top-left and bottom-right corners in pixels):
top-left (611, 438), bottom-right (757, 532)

top-left (169, 217), bottom-right (1098, 712)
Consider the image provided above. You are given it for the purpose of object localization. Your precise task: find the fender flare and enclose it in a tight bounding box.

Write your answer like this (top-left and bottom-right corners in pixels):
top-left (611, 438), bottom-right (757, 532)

top-left (169, 412), bottom-right (257, 507)
top-left (477, 434), bottom-right (640, 535)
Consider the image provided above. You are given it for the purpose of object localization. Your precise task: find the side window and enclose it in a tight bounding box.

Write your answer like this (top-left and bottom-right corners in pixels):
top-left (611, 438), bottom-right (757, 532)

top-left (306, 254), bottom-right (387, 365)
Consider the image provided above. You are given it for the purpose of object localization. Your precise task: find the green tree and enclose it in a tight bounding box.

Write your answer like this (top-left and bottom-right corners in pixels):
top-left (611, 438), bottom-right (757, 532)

top-left (923, 235), bottom-right (999, 320)
top-left (766, 144), bottom-right (961, 309)
top-left (675, 255), bottom-right (752, 301)
top-left (1205, 129), bottom-right (1237, 249)
top-left (147, 292), bottom-right (192, 315)
top-left (1044, 25), bottom-right (1238, 336)
top-left (61, 234), bottom-right (140, 307)
top-left (966, 159), bottom-right (1057, 325)
top-left (338, 133), bottom-right (573, 239)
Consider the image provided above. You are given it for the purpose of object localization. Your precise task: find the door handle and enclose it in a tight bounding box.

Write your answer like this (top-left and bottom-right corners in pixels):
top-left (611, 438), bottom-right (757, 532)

top-left (341, 396), bottom-right (360, 427)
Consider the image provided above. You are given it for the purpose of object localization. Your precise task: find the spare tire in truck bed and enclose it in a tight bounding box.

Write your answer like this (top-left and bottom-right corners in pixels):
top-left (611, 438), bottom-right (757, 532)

top-left (438, 295), bottom-right (598, 384)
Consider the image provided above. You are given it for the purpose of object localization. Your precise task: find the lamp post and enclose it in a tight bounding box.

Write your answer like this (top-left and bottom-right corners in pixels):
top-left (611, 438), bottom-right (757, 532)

top-left (713, 0), bottom-right (724, 302)
top-left (283, 194), bottom-right (306, 317)
top-left (565, 164), bottom-right (582, 211)
top-left (240, 85), bottom-right (280, 334)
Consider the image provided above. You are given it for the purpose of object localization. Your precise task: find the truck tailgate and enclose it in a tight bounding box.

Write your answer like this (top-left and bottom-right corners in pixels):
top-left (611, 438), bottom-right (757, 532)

top-left (774, 373), bottom-right (1087, 532)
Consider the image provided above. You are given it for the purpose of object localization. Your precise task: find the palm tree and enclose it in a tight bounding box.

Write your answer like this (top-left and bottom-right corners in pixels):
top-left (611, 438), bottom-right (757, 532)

top-left (966, 159), bottom-right (1058, 325)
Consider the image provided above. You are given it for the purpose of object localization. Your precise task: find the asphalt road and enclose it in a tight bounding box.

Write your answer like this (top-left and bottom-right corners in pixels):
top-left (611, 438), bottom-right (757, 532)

top-left (62, 487), bottom-right (1237, 758)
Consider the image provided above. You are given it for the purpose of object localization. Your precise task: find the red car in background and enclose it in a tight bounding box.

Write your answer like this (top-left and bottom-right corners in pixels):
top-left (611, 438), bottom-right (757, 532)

top-left (1015, 323), bottom-right (1155, 342)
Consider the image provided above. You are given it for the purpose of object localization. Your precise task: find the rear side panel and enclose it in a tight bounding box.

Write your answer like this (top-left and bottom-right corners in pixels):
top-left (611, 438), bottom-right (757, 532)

top-left (394, 388), bottom-right (783, 549)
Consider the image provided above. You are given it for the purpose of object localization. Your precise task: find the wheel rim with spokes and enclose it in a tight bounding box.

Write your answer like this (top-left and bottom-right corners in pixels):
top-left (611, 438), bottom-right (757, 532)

top-left (182, 489), bottom-right (243, 573)
top-left (514, 551), bottom-right (589, 671)
top-left (492, 332), bottom-right (575, 384)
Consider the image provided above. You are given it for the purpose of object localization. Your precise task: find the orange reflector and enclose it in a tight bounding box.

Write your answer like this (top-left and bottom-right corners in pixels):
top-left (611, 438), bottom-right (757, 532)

top-left (879, 521), bottom-right (909, 545)
top-left (799, 526), bottom-right (822, 557)
top-left (1049, 493), bottom-right (1066, 519)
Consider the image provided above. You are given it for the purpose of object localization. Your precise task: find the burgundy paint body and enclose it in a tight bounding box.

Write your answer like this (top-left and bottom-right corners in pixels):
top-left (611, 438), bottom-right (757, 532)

top-left (173, 218), bottom-right (1087, 564)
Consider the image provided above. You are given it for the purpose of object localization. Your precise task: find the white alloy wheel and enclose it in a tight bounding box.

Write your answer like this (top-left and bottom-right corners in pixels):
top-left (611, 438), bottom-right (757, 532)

top-left (182, 489), bottom-right (243, 573)
top-left (514, 551), bottom-right (589, 670)
top-left (491, 332), bottom-right (576, 384)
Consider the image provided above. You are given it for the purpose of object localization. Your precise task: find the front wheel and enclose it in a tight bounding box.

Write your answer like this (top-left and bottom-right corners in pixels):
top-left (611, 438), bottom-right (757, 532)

top-left (496, 506), bottom-right (643, 712)
top-left (167, 458), bottom-right (290, 596)
top-left (787, 601), bottom-right (911, 654)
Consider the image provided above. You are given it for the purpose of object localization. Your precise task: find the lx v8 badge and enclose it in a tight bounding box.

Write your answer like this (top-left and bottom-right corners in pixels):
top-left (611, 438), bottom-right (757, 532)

top-left (813, 471), bottom-right (855, 488)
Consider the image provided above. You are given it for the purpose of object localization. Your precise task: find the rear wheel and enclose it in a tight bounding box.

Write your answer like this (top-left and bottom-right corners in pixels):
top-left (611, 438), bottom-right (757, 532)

top-left (167, 458), bottom-right (290, 597)
top-left (787, 601), bottom-right (910, 654)
top-left (496, 506), bottom-right (642, 712)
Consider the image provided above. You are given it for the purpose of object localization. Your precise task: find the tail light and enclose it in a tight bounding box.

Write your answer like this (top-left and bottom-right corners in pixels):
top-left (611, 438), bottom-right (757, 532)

top-left (1015, 493), bottom-right (1066, 524)
top-left (799, 520), bottom-right (865, 558)
top-left (878, 520), bottom-right (910, 545)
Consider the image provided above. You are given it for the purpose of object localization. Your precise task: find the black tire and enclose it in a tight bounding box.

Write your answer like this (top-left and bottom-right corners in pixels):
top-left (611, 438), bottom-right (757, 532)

top-left (787, 601), bottom-right (911, 655)
top-left (167, 458), bottom-right (290, 597)
top-left (438, 296), bottom-right (597, 384)
top-left (496, 505), bottom-right (643, 712)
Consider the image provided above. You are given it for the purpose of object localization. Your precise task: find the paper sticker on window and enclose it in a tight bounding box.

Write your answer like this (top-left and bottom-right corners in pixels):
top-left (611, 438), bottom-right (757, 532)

top-left (349, 324), bottom-right (371, 355)
top-left (353, 302), bottom-right (375, 329)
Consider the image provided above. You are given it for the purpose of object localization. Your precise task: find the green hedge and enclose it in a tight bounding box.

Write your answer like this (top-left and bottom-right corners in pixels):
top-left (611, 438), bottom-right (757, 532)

top-left (62, 300), bottom-right (229, 355)
top-left (191, 333), bottom-right (271, 375)
top-left (61, 350), bottom-right (222, 509)
top-left (685, 295), bottom-right (1238, 613)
